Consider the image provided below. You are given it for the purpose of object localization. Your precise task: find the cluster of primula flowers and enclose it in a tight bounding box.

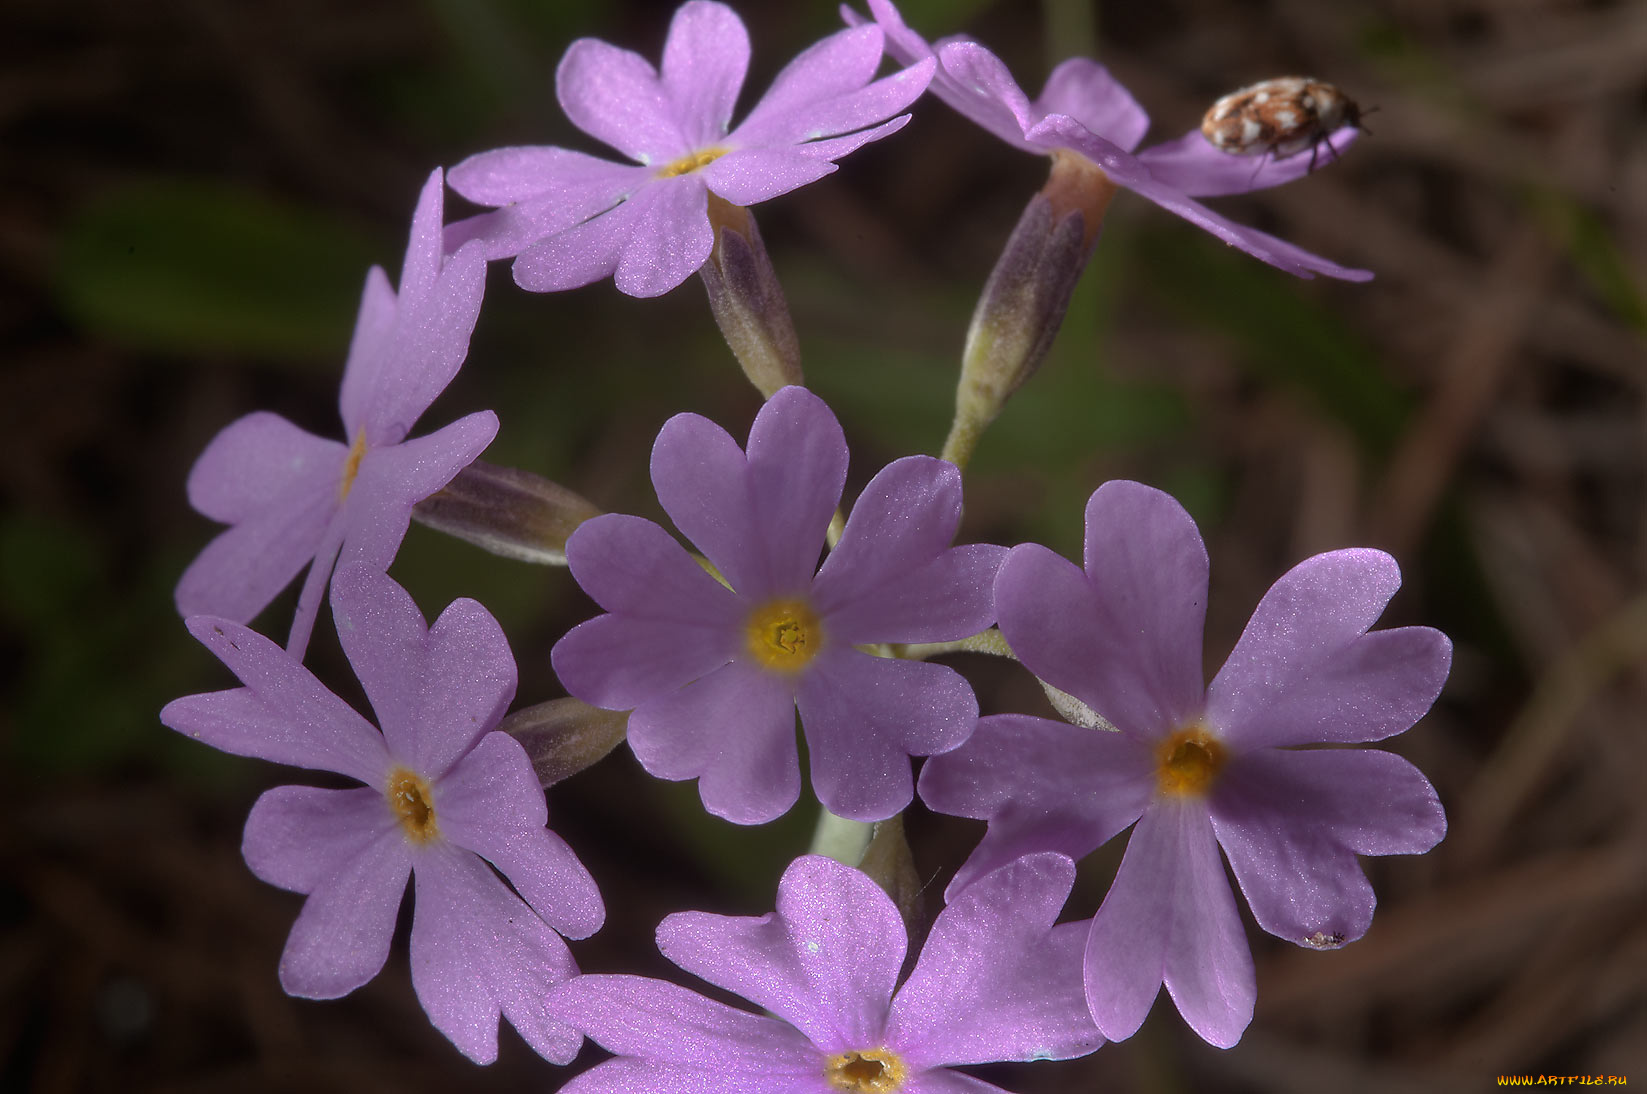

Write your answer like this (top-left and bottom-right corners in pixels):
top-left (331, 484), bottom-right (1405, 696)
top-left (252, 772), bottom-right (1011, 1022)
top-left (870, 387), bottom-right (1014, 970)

top-left (163, 1), bottom-right (1449, 1087)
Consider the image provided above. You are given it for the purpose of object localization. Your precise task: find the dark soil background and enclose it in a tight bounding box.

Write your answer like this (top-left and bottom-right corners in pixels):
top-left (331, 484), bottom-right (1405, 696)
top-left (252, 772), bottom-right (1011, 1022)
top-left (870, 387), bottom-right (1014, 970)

top-left (2, 0), bottom-right (1644, 1090)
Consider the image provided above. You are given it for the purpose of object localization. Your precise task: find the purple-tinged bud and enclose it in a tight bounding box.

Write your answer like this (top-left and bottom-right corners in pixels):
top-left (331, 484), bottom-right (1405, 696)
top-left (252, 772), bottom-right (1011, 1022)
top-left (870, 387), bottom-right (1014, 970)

top-left (700, 194), bottom-right (804, 398)
top-left (497, 697), bottom-right (628, 788)
top-left (942, 150), bottom-right (1120, 469)
top-left (412, 458), bottom-right (601, 566)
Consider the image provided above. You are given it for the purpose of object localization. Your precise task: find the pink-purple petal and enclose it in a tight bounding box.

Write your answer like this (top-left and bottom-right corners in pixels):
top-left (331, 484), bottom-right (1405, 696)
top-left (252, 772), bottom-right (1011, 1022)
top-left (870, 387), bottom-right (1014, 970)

top-left (798, 650), bottom-right (975, 821)
top-left (337, 269), bottom-right (398, 437)
top-left (993, 542), bottom-right (1157, 737)
top-left (277, 824), bottom-right (410, 999)
top-left (1034, 57), bottom-right (1150, 152)
top-left (933, 41), bottom-right (1043, 150)
top-left (744, 385), bottom-right (849, 595)
top-left (163, 616), bottom-right (389, 784)
top-left (448, 144), bottom-right (642, 207)
top-left (337, 410), bottom-right (499, 572)
top-left (1084, 801), bottom-right (1255, 1048)
top-left (553, 612), bottom-right (738, 710)
top-left (1136, 127), bottom-right (1360, 197)
top-left (566, 513), bottom-right (742, 624)
top-left (626, 661), bottom-right (802, 824)
top-left (408, 845), bottom-right (582, 1064)
top-left (332, 566), bottom-right (507, 774)
top-left (1079, 480), bottom-right (1209, 733)
top-left (1211, 748), bottom-right (1443, 946)
top-left (185, 412), bottom-right (345, 526)
top-left (649, 411), bottom-right (769, 594)
top-left (559, 1057), bottom-right (820, 1094)
top-left (614, 175), bottom-right (715, 298)
top-left (700, 147), bottom-right (838, 206)
top-left (920, 713), bottom-right (1153, 897)
top-left (660, 0), bottom-right (749, 148)
top-left (736, 25), bottom-right (885, 133)
top-left (889, 854), bottom-right (1101, 1068)
top-left (550, 975), bottom-right (819, 1068)
top-left (813, 455), bottom-right (962, 604)
top-left (395, 168), bottom-right (446, 307)
top-left (434, 735), bottom-right (606, 940)
top-left (513, 187), bottom-right (657, 293)
top-left (241, 784), bottom-right (392, 893)
top-left (556, 37), bottom-right (685, 163)
top-left (657, 855), bottom-right (904, 1051)
top-left (1206, 548), bottom-right (1450, 749)
top-left (729, 57), bottom-right (932, 152)
top-left (284, 518), bottom-right (346, 657)
top-left (1025, 114), bottom-right (1371, 281)
top-left (788, 114), bottom-right (911, 162)
top-left (173, 483), bottom-right (338, 625)
top-left (820, 543), bottom-right (1006, 645)
top-left (357, 244), bottom-right (486, 446)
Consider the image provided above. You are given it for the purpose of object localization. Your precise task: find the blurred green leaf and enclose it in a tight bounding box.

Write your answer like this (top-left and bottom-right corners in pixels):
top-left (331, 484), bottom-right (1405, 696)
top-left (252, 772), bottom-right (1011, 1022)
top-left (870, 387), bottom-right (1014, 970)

top-left (0, 514), bottom-right (219, 775)
top-left (1135, 226), bottom-right (1411, 458)
top-left (1529, 188), bottom-right (1647, 335)
top-left (55, 178), bottom-right (381, 363)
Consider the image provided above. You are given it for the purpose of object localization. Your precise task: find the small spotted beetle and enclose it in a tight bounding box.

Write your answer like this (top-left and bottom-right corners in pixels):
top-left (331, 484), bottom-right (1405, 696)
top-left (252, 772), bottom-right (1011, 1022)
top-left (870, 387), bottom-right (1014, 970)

top-left (1200, 77), bottom-right (1364, 169)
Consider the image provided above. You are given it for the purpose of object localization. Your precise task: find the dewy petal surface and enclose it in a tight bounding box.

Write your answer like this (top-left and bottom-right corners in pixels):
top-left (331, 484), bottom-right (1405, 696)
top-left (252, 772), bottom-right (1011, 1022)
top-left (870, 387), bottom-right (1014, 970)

top-left (888, 854), bottom-right (1101, 1068)
top-left (557, 36), bottom-right (685, 163)
top-left (698, 147), bottom-right (839, 207)
top-left (657, 855), bottom-right (904, 1051)
top-left (1211, 747), bottom-right (1444, 946)
top-left (798, 650), bottom-right (976, 821)
top-left (409, 843), bottom-right (582, 1064)
top-left (1084, 801), bottom-right (1255, 1048)
top-left (614, 175), bottom-right (715, 298)
top-left (626, 661), bottom-right (802, 824)
top-left (1206, 548), bottom-right (1451, 749)
top-left (514, 184), bottom-right (661, 293)
top-left (660, 0), bottom-right (749, 148)
top-left (919, 713), bottom-right (1153, 898)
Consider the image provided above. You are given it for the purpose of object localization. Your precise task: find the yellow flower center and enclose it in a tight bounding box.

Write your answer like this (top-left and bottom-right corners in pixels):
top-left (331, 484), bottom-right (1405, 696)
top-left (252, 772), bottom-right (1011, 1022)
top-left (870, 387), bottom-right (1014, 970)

top-left (1154, 726), bottom-right (1227, 798)
top-left (824, 1048), bottom-right (909, 1092)
top-left (338, 427), bottom-right (368, 501)
top-left (744, 598), bottom-right (824, 673)
top-left (655, 146), bottom-right (728, 178)
top-left (386, 767), bottom-right (439, 843)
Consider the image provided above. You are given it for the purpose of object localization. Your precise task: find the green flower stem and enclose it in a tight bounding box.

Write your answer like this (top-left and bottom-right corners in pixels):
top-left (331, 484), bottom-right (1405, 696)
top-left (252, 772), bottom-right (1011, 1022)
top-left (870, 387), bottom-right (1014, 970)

top-left (807, 807), bottom-right (875, 865)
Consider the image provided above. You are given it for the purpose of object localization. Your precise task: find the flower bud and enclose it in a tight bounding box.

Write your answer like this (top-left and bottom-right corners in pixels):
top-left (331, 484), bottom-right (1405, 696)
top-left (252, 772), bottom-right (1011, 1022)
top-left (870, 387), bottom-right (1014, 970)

top-left (412, 458), bottom-right (601, 565)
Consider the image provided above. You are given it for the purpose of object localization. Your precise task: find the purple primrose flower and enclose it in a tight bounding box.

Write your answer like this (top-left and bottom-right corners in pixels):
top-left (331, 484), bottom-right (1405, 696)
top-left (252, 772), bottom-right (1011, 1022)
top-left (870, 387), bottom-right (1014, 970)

top-left (551, 385), bottom-right (1005, 825)
top-left (551, 852), bottom-right (1102, 1093)
top-left (919, 481), bottom-right (1449, 1048)
top-left (161, 565), bottom-right (605, 1064)
top-left (175, 169), bottom-right (496, 655)
top-left (849, 0), bottom-right (1369, 280)
top-left (447, 0), bottom-right (933, 298)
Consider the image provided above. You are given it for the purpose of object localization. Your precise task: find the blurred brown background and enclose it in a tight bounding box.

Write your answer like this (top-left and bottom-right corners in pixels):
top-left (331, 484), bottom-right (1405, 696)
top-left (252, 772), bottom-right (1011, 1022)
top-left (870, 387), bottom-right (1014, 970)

top-left (2, 0), bottom-right (1643, 1090)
